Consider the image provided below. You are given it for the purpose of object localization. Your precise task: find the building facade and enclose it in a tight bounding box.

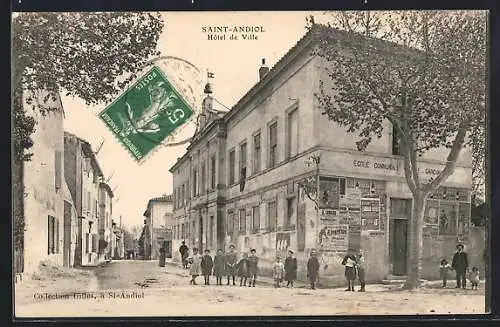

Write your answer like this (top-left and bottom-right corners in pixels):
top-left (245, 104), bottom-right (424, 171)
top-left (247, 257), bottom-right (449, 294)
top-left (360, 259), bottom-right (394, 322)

top-left (143, 195), bottom-right (174, 260)
top-left (98, 182), bottom-right (114, 260)
top-left (169, 26), bottom-right (476, 285)
top-left (64, 132), bottom-right (104, 266)
top-left (21, 90), bottom-right (78, 275)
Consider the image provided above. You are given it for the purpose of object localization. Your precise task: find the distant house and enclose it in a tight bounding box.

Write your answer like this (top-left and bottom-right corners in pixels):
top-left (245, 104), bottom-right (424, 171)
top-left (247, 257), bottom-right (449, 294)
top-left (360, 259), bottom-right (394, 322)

top-left (64, 132), bottom-right (104, 266)
top-left (143, 195), bottom-right (173, 259)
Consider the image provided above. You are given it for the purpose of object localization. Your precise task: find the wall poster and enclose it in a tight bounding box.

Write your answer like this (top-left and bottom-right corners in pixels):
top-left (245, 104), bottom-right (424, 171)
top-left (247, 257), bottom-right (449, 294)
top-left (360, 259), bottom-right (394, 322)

top-left (360, 198), bottom-right (381, 230)
top-left (318, 225), bottom-right (348, 253)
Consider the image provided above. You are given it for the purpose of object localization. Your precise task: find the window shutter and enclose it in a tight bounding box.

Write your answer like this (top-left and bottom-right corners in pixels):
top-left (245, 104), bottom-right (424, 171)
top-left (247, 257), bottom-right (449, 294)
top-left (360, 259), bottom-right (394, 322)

top-left (55, 218), bottom-right (59, 253)
top-left (47, 216), bottom-right (53, 254)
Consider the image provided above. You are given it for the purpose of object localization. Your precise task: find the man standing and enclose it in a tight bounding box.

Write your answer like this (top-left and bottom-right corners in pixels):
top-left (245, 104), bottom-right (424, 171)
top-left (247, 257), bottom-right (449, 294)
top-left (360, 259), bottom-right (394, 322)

top-left (452, 244), bottom-right (469, 289)
top-left (179, 241), bottom-right (189, 269)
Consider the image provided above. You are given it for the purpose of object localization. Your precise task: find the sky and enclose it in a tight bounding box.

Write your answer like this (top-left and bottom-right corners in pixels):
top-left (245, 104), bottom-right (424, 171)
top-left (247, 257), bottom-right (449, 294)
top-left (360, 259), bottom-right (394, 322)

top-left (61, 11), bottom-right (324, 229)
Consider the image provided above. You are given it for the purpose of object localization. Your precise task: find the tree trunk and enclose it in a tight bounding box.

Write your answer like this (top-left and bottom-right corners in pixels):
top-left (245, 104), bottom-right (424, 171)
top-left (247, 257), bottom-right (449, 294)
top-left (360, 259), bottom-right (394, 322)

top-left (403, 189), bottom-right (427, 289)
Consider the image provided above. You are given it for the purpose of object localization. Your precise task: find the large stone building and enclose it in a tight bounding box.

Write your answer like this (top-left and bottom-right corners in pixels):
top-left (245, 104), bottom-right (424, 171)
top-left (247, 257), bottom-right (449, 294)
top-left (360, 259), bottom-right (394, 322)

top-left (64, 132), bottom-right (104, 266)
top-left (143, 195), bottom-right (174, 259)
top-left (21, 91), bottom-right (78, 275)
top-left (169, 26), bottom-right (476, 285)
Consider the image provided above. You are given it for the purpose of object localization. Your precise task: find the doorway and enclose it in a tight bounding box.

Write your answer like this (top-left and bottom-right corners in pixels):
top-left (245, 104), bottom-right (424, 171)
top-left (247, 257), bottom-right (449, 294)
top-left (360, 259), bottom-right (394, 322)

top-left (389, 198), bottom-right (411, 276)
top-left (63, 201), bottom-right (72, 267)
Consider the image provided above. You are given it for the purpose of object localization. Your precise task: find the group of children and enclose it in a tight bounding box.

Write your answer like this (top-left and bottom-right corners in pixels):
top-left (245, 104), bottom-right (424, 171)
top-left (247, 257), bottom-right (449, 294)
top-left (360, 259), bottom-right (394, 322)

top-left (439, 243), bottom-right (481, 290)
top-left (187, 244), bottom-right (259, 286)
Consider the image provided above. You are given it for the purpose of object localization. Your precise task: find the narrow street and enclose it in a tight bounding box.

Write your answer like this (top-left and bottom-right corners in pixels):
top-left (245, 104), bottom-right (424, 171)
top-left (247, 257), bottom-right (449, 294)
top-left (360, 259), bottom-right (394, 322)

top-left (15, 260), bottom-right (486, 317)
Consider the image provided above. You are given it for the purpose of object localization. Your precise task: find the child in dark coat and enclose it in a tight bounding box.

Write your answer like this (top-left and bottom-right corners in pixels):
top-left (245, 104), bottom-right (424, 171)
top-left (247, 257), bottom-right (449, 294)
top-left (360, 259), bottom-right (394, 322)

top-left (307, 250), bottom-right (320, 290)
top-left (237, 253), bottom-right (250, 286)
top-left (342, 249), bottom-right (357, 292)
top-left (225, 244), bottom-right (238, 286)
top-left (201, 249), bottom-right (214, 285)
top-left (248, 249), bottom-right (259, 287)
top-left (213, 249), bottom-right (226, 286)
top-left (284, 249), bottom-right (298, 288)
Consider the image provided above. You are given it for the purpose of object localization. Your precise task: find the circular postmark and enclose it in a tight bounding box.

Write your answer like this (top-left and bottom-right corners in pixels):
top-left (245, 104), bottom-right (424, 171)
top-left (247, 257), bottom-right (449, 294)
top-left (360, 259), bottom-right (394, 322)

top-left (122, 56), bottom-right (204, 148)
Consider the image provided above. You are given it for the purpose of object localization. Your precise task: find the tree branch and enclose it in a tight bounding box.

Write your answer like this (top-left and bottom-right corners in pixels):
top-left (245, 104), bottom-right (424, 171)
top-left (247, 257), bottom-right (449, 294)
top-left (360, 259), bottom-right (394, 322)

top-left (423, 121), bottom-right (469, 192)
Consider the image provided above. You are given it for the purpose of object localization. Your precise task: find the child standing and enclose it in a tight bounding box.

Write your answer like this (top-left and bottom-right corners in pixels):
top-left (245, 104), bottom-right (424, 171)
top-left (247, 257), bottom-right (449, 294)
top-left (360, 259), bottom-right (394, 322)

top-left (189, 248), bottom-right (202, 285)
top-left (469, 267), bottom-right (480, 290)
top-left (225, 244), bottom-right (238, 286)
top-left (248, 249), bottom-right (259, 287)
top-left (342, 249), bottom-right (357, 292)
top-left (307, 250), bottom-right (320, 290)
top-left (440, 258), bottom-right (452, 288)
top-left (237, 253), bottom-right (250, 286)
top-left (201, 249), bottom-right (214, 285)
top-left (356, 251), bottom-right (366, 292)
top-left (213, 249), bottom-right (226, 286)
top-left (272, 256), bottom-right (285, 288)
top-left (284, 249), bottom-right (298, 288)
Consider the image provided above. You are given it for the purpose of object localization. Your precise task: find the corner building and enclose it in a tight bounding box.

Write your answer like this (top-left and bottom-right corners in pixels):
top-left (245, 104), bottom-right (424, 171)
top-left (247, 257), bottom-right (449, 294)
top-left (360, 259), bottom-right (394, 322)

top-left (170, 26), bottom-right (475, 285)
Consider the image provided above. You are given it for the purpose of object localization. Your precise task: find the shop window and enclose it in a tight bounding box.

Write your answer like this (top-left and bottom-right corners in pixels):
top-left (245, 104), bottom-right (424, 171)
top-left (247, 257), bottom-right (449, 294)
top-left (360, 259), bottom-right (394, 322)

top-left (439, 202), bottom-right (458, 235)
top-left (424, 199), bottom-right (439, 225)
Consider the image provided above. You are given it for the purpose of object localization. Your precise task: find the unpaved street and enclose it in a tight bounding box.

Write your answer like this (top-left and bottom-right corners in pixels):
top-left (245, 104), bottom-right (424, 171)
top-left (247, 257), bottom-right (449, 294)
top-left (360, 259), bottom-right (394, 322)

top-left (15, 260), bottom-right (486, 317)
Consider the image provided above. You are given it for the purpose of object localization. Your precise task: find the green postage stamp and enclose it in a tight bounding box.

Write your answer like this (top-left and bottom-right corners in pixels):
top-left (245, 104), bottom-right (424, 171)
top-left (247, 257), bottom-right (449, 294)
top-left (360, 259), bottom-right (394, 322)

top-left (99, 66), bottom-right (194, 161)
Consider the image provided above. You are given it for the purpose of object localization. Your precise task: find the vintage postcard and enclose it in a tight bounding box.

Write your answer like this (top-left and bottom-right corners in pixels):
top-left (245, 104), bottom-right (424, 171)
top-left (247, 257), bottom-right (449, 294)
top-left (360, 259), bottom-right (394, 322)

top-left (12, 10), bottom-right (488, 317)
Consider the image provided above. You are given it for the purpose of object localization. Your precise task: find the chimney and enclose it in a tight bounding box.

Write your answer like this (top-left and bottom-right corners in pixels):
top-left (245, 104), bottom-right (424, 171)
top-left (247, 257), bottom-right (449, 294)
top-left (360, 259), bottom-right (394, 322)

top-left (259, 58), bottom-right (269, 80)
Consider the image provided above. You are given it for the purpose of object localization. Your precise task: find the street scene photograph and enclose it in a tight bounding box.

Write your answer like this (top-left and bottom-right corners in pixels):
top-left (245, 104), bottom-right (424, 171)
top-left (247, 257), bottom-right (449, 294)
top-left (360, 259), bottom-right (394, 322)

top-left (12, 10), bottom-right (488, 317)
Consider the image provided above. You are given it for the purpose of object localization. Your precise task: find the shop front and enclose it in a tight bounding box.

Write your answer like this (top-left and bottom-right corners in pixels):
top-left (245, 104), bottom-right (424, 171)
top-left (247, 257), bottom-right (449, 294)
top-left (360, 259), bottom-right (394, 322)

top-left (313, 150), bottom-right (472, 283)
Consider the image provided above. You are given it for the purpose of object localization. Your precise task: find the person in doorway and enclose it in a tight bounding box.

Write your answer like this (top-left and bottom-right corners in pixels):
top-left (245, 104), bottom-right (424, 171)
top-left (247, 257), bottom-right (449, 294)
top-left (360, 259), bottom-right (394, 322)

top-left (469, 267), bottom-right (480, 290)
top-left (248, 248), bottom-right (259, 287)
top-left (284, 249), bottom-right (298, 288)
top-left (237, 253), bottom-right (251, 286)
top-left (439, 258), bottom-right (452, 288)
top-left (451, 244), bottom-right (469, 289)
top-left (272, 256), bottom-right (285, 288)
top-left (179, 241), bottom-right (189, 269)
top-left (307, 250), bottom-right (320, 290)
top-left (356, 251), bottom-right (366, 292)
top-left (213, 249), bottom-right (226, 286)
top-left (189, 247), bottom-right (202, 285)
top-left (225, 244), bottom-right (238, 286)
top-left (342, 248), bottom-right (358, 292)
top-left (201, 249), bottom-right (214, 285)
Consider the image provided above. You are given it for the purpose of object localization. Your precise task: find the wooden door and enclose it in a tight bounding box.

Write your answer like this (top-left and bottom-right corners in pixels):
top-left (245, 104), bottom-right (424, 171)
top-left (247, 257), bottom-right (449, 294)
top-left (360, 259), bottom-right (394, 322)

top-left (392, 219), bottom-right (408, 275)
